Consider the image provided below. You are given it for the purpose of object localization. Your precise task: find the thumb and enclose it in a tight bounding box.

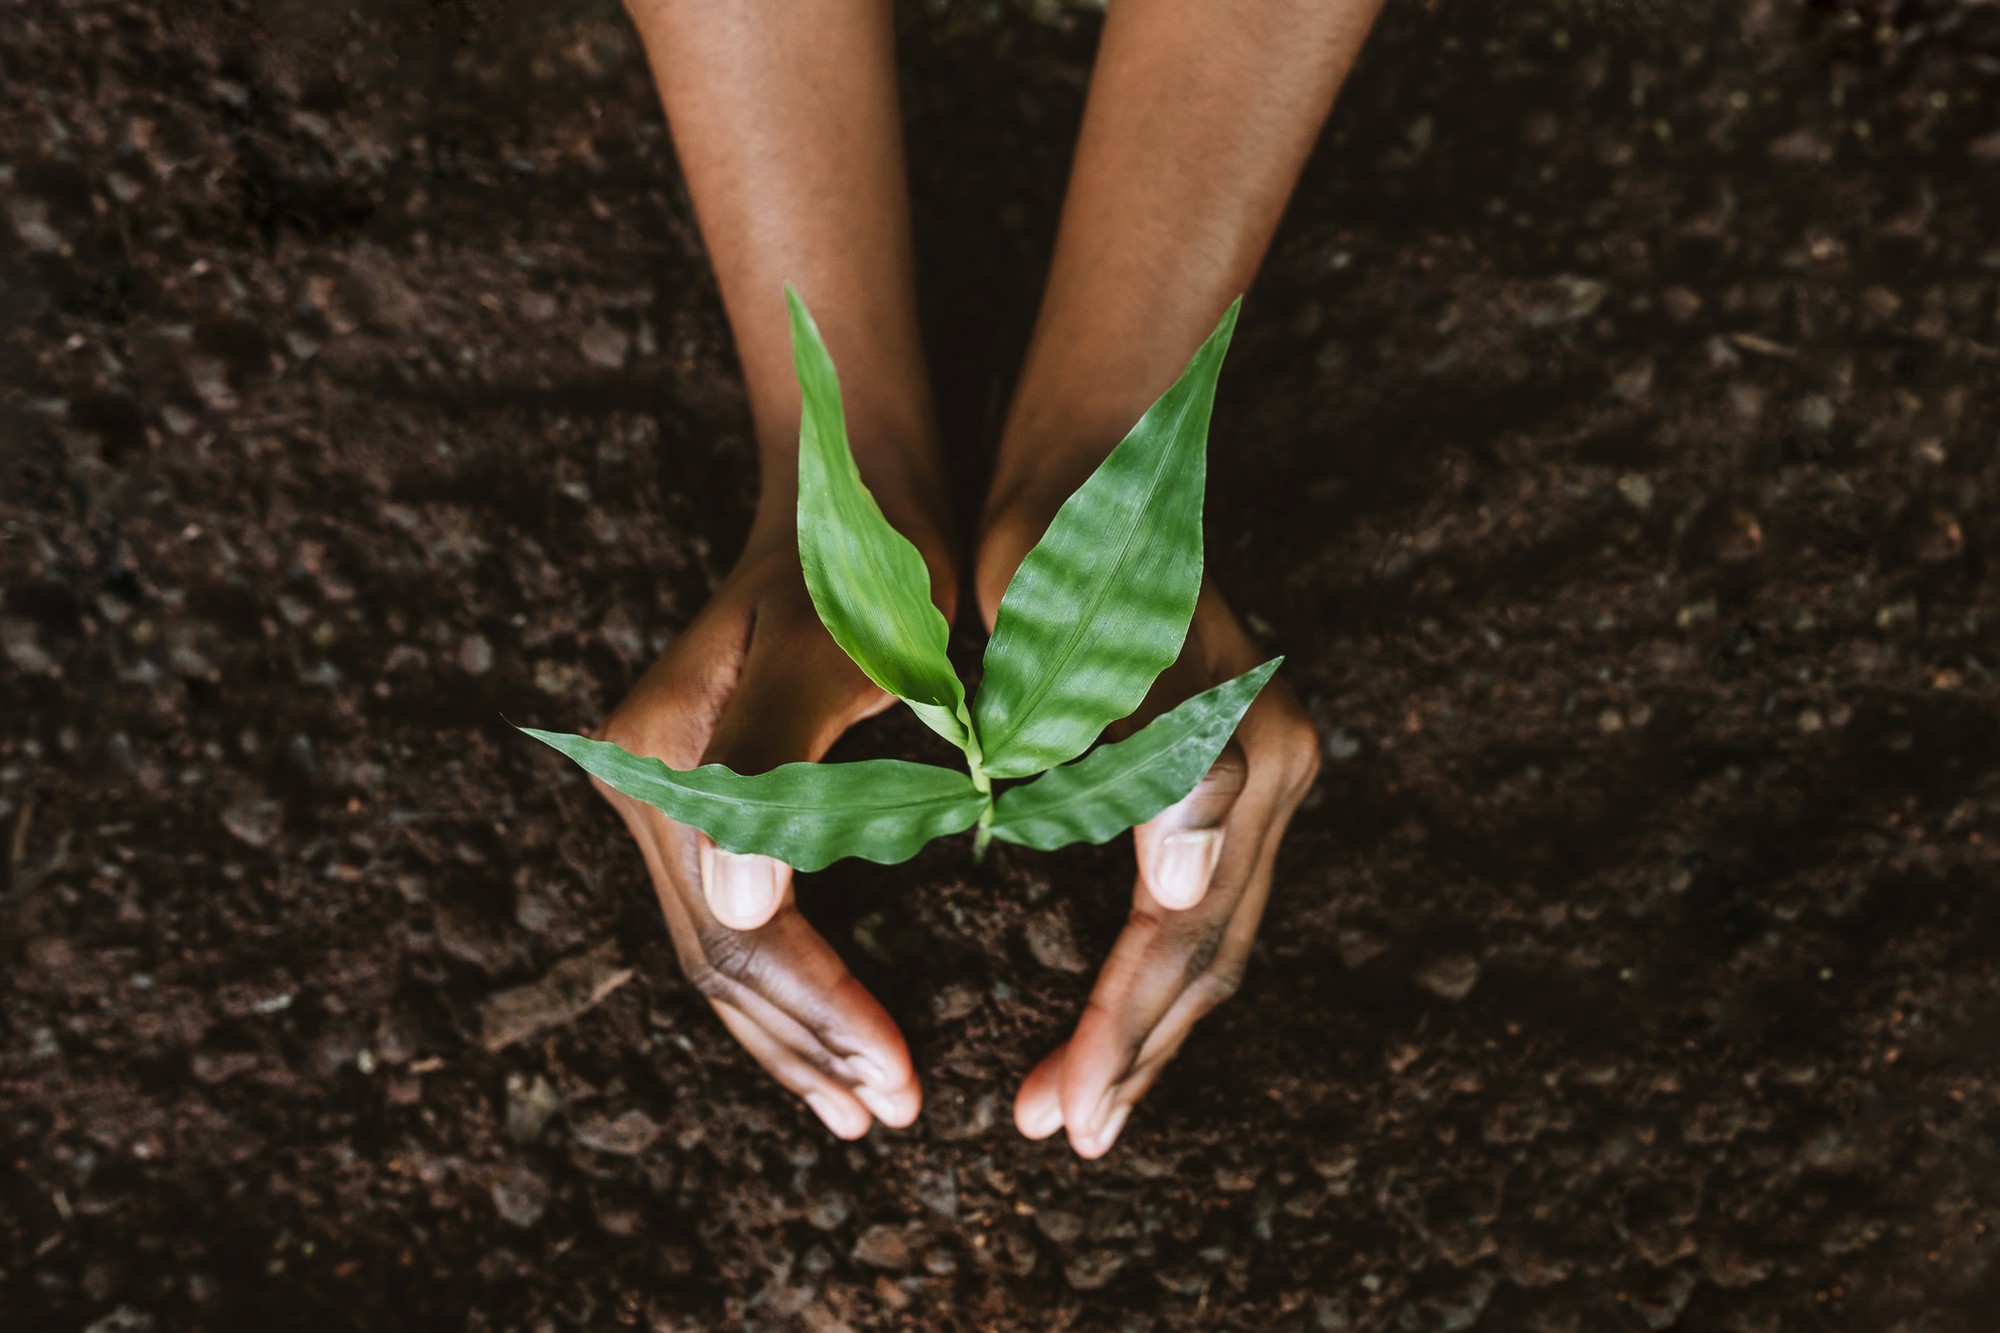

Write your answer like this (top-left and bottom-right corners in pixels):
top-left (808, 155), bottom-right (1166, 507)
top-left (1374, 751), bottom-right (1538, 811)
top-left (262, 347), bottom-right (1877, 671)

top-left (1133, 738), bottom-right (1248, 910)
top-left (698, 840), bottom-right (791, 932)
top-left (695, 610), bottom-right (883, 931)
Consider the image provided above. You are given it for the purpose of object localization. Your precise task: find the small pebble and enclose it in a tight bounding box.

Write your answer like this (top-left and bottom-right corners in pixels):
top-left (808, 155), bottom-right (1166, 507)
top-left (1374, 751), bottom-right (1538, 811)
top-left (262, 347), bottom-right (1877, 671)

top-left (1063, 1249), bottom-right (1126, 1291)
top-left (1, 619), bottom-right (57, 674)
top-left (1034, 1210), bottom-right (1084, 1244)
top-left (806, 1193), bottom-right (851, 1231)
top-left (1612, 358), bottom-right (1654, 403)
top-left (9, 196), bottom-right (67, 253)
top-left (579, 319), bottom-right (631, 370)
top-left (1024, 912), bottom-right (1090, 974)
top-left (221, 797), bottom-right (284, 849)
top-left (851, 1224), bottom-right (912, 1270)
top-left (491, 1164), bottom-right (550, 1228)
top-left (505, 1074), bottom-right (562, 1144)
top-left (1322, 728), bottom-right (1363, 761)
top-left (571, 1109), bottom-right (660, 1157)
top-left (1794, 395), bottom-right (1835, 434)
top-left (1414, 954), bottom-right (1482, 1001)
top-left (1660, 286), bottom-right (1702, 322)
top-left (460, 634), bottom-right (496, 676)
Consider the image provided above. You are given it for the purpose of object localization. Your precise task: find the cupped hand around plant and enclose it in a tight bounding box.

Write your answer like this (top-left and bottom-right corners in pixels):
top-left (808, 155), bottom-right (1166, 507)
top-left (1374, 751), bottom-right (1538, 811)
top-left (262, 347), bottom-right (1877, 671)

top-left (536, 291), bottom-right (1302, 1153)
top-left (591, 521), bottom-right (949, 1139)
top-left (976, 507), bottom-right (1322, 1160)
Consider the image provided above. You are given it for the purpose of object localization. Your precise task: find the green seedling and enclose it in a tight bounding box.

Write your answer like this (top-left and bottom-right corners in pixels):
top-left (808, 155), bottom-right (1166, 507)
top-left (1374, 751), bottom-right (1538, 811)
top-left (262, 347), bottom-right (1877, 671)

top-left (521, 287), bottom-right (1278, 871)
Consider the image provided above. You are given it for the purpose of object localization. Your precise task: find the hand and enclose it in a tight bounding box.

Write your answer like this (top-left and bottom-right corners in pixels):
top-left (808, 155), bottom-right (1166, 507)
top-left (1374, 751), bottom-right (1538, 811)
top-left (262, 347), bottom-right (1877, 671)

top-left (593, 526), bottom-right (947, 1138)
top-left (978, 516), bottom-right (1322, 1158)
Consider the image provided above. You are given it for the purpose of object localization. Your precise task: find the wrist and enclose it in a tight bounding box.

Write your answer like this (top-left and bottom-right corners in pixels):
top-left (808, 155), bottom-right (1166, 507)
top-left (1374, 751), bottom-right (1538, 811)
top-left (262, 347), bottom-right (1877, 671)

top-left (750, 396), bottom-right (954, 541)
top-left (744, 424), bottom-right (961, 624)
top-left (978, 398), bottom-right (1134, 621)
top-left (975, 439), bottom-right (1094, 630)
top-left (984, 293), bottom-right (1236, 539)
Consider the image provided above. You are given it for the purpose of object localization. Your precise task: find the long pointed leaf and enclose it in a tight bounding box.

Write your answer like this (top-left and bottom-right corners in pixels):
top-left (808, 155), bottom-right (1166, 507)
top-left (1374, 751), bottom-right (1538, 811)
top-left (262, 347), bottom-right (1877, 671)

top-left (789, 285), bottom-right (971, 751)
top-left (523, 728), bottom-right (985, 872)
top-left (987, 657), bottom-right (1280, 852)
top-left (974, 300), bottom-right (1239, 778)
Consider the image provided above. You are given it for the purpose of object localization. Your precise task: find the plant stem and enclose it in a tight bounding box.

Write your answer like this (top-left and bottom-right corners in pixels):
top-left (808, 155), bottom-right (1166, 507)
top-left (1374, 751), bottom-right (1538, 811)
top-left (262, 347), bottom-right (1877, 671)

top-left (972, 801), bottom-right (994, 861)
top-left (961, 715), bottom-right (991, 796)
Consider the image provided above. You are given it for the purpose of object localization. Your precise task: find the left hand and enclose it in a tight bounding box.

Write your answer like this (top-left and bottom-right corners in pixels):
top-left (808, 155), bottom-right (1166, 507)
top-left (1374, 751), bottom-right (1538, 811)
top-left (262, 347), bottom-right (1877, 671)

top-left (977, 518), bottom-right (1322, 1157)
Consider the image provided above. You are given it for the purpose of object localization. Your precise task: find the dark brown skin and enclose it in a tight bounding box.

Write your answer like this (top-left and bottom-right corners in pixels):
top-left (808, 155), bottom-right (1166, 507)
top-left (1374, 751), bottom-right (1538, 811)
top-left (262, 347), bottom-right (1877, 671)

top-left (611, 0), bottom-right (1384, 1151)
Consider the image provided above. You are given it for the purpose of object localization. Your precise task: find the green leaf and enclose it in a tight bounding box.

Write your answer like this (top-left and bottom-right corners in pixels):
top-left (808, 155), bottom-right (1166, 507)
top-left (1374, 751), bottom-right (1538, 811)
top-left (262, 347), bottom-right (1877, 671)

top-left (987, 657), bottom-right (1280, 852)
top-left (789, 285), bottom-right (972, 753)
top-left (973, 300), bottom-right (1239, 778)
top-left (522, 728), bottom-right (987, 872)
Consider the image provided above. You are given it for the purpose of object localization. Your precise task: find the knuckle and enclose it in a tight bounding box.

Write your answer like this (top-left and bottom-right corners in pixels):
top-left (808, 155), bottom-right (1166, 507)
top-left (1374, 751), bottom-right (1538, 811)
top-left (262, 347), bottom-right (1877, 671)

top-left (1196, 962), bottom-right (1246, 1006)
top-left (1268, 709), bottom-right (1323, 798)
top-left (684, 957), bottom-right (733, 1002)
top-left (693, 929), bottom-right (763, 995)
top-left (794, 1040), bottom-right (852, 1083)
top-left (1127, 904), bottom-right (1174, 943)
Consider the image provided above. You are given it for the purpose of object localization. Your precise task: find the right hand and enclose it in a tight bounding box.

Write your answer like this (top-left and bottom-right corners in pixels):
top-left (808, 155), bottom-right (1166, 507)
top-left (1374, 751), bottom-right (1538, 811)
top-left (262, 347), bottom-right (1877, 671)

top-left (591, 528), bottom-right (932, 1137)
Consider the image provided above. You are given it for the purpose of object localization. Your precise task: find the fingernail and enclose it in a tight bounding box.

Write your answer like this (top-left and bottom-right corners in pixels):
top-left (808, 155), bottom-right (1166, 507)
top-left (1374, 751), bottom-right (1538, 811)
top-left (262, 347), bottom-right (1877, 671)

top-left (702, 846), bottom-right (780, 927)
top-left (1089, 1104), bottom-right (1130, 1154)
top-left (805, 1092), bottom-right (860, 1137)
top-left (1155, 828), bottom-right (1223, 909)
top-left (852, 1083), bottom-right (901, 1126)
top-left (1021, 1097), bottom-right (1064, 1140)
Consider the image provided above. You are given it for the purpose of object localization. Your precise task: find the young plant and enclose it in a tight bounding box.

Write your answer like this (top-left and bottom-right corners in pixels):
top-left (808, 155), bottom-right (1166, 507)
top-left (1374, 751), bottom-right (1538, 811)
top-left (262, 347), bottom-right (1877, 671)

top-left (520, 287), bottom-right (1278, 871)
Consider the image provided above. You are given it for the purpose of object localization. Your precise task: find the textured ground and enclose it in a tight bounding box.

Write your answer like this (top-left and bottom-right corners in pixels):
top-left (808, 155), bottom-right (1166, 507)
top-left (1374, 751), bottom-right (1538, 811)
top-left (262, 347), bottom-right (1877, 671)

top-left (4, 1), bottom-right (2000, 1329)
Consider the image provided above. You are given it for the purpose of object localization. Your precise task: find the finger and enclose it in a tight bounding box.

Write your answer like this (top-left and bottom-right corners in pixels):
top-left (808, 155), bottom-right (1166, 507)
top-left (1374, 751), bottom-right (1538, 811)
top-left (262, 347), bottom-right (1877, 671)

top-left (1057, 737), bottom-right (1298, 1155)
top-left (1013, 1041), bottom-right (1069, 1140)
top-left (1016, 746), bottom-right (1252, 1147)
top-left (621, 801), bottom-right (922, 1128)
top-left (712, 997), bottom-right (872, 1139)
top-left (1056, 855), bottom-right (1261, 1157)
top-left (1056, 913), bottom-right (1217, 1159)
top-left (1086, 827), bottom-right (1290, 1122)
top-left (592, 570), bottom-right (922, 1134)
top-left (672, 846), bottom-right (923, 1127)
top-left (1133, 738), bottom-right (1248, 910)
top-left (704, 901), bottom-right (924, 1128)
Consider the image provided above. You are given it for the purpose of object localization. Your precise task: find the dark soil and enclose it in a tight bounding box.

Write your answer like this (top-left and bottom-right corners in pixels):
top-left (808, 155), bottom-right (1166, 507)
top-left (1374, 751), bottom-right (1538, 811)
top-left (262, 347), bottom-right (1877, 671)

top-left (6, 1), bottom-right (2000, 1329)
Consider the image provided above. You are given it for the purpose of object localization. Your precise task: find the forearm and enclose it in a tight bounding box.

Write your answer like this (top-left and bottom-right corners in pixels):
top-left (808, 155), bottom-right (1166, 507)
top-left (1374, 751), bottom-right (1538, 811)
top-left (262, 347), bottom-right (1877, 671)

top-left (626, 0), bottom-right (946, 541)
top-left (991, 0), bottom-right (1384, 510)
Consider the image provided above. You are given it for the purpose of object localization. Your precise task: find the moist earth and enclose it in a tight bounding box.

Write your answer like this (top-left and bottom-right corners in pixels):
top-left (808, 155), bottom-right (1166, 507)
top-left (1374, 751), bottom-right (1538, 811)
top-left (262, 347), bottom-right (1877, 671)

top-left (4, 2), bottom-right (1999, 1330)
